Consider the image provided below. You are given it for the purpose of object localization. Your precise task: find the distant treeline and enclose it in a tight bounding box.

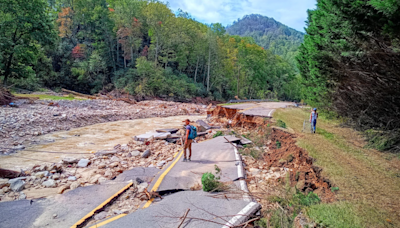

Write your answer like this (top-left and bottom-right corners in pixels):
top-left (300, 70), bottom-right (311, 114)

top-left (0, 0), bottom-right (301, 102)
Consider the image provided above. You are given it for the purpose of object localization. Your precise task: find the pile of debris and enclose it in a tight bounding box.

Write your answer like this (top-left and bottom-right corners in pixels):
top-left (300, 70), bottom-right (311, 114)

top-left (0, 99), bottom-right (208, 154)
top-left (0, 87), bottom-right (13, 106)
top-left (241, 129), bottom-right (336, 203)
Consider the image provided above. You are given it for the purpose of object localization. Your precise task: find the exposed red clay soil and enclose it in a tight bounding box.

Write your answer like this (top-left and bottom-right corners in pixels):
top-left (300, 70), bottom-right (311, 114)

top-left (211, 106), bottom-right (267, 128)
top-left (265, 129), bottom-right (336, 202)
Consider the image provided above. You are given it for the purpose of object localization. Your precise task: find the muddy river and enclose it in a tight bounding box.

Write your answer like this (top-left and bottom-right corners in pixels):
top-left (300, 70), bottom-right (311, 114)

top-left (0, 115), bottom-right (205, 171)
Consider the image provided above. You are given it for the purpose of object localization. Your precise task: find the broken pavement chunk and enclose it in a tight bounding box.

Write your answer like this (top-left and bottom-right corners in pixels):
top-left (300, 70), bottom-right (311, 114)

top-left (240, 137), bottom-right (252, 145)
top-left (135, 132), bottom-right (171, 141)
top-left (196, 120), bottom-right (212, 131)
top-left (156, 129), bottom-right (179, 134)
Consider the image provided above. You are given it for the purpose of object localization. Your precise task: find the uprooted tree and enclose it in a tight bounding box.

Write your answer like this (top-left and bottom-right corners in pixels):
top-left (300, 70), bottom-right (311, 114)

top-left (0, 86), bottom-right (13, 105)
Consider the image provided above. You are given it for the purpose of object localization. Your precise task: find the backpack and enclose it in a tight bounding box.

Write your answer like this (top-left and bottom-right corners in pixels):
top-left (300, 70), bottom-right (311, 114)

top-left (188, 125), bottom-right (198, 139)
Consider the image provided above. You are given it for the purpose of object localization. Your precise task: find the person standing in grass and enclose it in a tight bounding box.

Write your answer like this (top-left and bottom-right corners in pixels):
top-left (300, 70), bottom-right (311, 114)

top-left (310, 108), bottom-right (318, 133)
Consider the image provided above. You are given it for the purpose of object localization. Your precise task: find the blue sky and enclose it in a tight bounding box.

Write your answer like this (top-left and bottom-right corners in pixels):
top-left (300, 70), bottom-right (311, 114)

top-left (163, 0), bottom-right (317, 32)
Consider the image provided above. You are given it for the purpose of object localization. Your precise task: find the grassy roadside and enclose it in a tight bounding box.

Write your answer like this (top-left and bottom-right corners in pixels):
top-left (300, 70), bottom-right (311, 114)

top-left (273, 108), bottom-right (400, 227)
top-left (13, 94), bottom-right (85, 101)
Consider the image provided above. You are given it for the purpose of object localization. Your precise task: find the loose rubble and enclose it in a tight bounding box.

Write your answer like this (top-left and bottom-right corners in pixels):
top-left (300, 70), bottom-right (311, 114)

top-left (0, 117), bottom-right (219, 202)
top-left (0, 99), bottom-right (207, 154)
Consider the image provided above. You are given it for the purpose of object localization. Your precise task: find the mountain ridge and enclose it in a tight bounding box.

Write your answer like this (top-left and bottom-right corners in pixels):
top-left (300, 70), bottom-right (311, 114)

top-left (226, 14), bottom-right (304, 68)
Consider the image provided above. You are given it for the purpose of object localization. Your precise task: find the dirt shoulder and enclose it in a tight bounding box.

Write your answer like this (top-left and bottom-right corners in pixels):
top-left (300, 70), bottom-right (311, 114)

top-left (0, 99), bottom-right (206, 155)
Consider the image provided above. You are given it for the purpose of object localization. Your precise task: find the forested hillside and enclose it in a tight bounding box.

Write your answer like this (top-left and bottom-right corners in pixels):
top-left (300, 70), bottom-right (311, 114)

top-left (226, 14), bottom-right (304, 68)
top-left (297, 0), bottom-right (400, 151)
top-left (0, 0), bottom-right (301, 101)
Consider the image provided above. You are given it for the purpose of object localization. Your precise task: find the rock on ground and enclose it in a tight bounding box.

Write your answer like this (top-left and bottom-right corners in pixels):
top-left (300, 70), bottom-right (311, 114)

top-left (9, 179), bottom-right (25, 192)
top-left (42, 179), bottom-right (56, 188)
top-left (77, 159), bottom-right (90, 168)
top-left (141, 149), bottom-right (151, 158)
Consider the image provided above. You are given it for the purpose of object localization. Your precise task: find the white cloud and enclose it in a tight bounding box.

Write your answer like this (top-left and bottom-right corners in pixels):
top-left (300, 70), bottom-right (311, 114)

top-left (164, 0), bottom-right (317, 31)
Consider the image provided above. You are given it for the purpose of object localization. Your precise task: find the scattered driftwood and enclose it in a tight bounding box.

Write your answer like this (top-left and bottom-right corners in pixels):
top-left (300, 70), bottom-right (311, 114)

top-left (0, 168), bottom-right (22, 179)
top-left (177, 209), bottom-right (190, 228)
top-left (15, 96), bottom-right (40, 100)
top-left (61, 88), bottom-right (97, 99)
top-left (62, 88), bottom-right (137, 104)
top-left (106, 94), bottom-right (136, 105)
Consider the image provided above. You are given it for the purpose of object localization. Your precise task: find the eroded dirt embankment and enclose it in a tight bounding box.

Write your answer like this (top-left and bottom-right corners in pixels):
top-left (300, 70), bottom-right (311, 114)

top-left (210, 106), bottom-right (267, 127)
top-left (266, 129), bottom-right (335, 202)
top-left (211, 105), bottom-right (335, 202)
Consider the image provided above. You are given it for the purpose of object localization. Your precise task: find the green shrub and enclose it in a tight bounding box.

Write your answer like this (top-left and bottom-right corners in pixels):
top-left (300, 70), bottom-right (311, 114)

top-left (276, 140), bottom-right (281, 149)
top-left (254, 218), bottom-right (269, 228)
top-left (201, 172), bottom-right (222, 192)
top-left (277, 119), bottom-right (287, 128)
top-left (266, 190), bottom-right (321, 227)
top-left (364, 129), bottom-right (400, 152)
top-left (331, 186), bottom-right (339, 192)
top-left (213, 131), bottom-right (224, 138)
top-left (293, 192), bottom-right (321, 206)
top-left (269, 209), bottom-right (291, 228)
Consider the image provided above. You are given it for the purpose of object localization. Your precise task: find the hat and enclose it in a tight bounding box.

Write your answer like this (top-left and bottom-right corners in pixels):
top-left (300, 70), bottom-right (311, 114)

top-left (313, 108), bottom-right (317, 111)
top-left (182, 119), bottom-right (191, 122)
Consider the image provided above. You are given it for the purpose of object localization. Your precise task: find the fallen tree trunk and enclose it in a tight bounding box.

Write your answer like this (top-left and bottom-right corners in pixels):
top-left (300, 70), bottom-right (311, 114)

top-left (15, 96), bottom-right (40, 100)
top-left (61, 88), bottom-right (97, 99)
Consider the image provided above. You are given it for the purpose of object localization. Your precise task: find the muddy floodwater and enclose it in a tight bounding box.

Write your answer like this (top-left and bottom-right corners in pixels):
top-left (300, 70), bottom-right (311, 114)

top-left (0, 115), bottom-right (205, 171)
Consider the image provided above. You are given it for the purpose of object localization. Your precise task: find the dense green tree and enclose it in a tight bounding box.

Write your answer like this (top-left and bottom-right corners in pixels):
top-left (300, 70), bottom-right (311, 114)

top-left (0, 0), bottom-right (55, 86)
top-left (297, 0), bottom-right (400, 150)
